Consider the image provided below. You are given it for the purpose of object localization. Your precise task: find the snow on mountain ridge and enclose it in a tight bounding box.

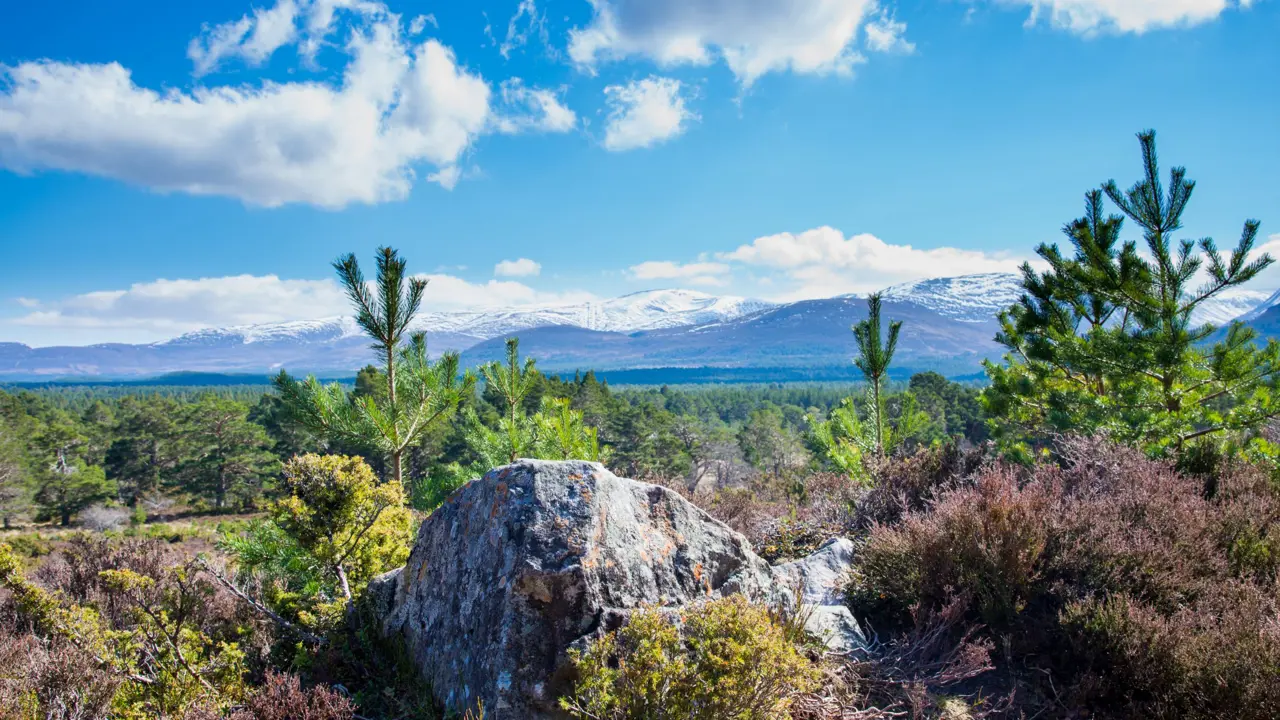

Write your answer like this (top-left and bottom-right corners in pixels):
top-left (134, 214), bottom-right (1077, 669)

top-left (876, 273), bottom-right (1025, 323)
top-left (157, 289), bottom-right (775, 347)
top-left (150, 279), bottom-right (1280, 350)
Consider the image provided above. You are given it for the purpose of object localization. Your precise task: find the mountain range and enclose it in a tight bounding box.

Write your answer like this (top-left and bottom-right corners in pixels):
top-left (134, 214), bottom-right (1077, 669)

top-left (3, 274), bottom-right (1279, 382)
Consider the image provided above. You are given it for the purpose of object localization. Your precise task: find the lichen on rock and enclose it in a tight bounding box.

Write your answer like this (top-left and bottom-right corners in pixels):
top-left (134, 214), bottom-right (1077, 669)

top-left (368, 459), bottom-right (864, 719)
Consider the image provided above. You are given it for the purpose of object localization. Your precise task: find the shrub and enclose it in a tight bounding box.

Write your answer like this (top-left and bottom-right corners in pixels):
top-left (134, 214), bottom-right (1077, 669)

top-left (228, 672), bottom-right (354, 720)
top-left (0, 537), bottom-right (261, 719)
top-left (852, 467), bottom-right (1055, 631)
top-left (849, 437), bottom-right (1280, 718)
top-left (560, 595), bottom-right (819, 720)
top-left (270, 454), bottom-right (412, 601)
top-left (705, 471), bottom-right (859, 557)
top-left (0, 623), bottom-right (122, 720)
top-left (855, 443), bottom-right (987, 530)
top-left (79, 504), bottom-right (129, 532)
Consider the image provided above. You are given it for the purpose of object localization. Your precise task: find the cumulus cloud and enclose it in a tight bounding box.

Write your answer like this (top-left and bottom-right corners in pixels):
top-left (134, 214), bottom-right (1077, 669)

top-left (603, 76), bottom-right (696, 151)
top-left (720, 226), bottom-right (1028, 298)
top-left (629, 260), bottom-right (731, 287)
top-left (494, 258), bottom-right (542, 277)
top-left (0, 0), bottom-right (573, 208)
top-left (996, 0), bottom-right (1253, 34)
top-left (568, 0), bottom-right (883, 86)
top-left (416, 274), bottom-right (596, 312)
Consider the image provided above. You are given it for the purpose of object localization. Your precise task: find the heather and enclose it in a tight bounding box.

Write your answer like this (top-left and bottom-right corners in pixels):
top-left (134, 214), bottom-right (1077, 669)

top-left (1, 133), bottom-right (1278, 718)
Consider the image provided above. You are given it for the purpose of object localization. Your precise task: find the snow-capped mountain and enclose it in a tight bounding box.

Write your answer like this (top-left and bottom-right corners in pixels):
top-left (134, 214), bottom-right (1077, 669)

top-left (156, 317), bottom-right (362, 348)
top-left (1235, 288), bottom-right (1280, 324)
top-left (876, 273), bottom-right (1024, 323)
top-left (413, 289), bottom-right (775, 339)
top-left (1195, 287), bottom-right (1275, 327)
top-left (874, 272), bottom-right (1270, 328)
top-left (152, 289), bottom-right (776, 351)
top-left (5, 277), bottom-right (1278, 381)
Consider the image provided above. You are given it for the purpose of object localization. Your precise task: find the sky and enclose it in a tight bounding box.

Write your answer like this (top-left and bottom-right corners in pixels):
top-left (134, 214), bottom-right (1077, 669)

top-left (1, 0), bottom-right (1278, 347)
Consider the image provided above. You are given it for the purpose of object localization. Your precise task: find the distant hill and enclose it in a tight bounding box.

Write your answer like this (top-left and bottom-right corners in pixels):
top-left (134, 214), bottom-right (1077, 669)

top-left (2, 274), bottom-right (1273, 382)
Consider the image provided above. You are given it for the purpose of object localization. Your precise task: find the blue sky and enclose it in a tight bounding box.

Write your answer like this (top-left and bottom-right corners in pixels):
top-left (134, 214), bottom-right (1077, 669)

top-left (1, 0), bottom-right (1277, 346)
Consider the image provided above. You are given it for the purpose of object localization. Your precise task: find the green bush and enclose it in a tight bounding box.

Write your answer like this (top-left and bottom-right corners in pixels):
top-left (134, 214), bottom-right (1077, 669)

top-left (560, 595), bottom-right (819, 720)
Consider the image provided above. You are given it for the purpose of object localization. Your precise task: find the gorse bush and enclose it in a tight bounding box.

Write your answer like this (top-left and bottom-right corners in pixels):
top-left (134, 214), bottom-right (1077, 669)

top-left (218, 453), bottom-right (411, 632)
top-left (560, 595), bottom-right (819, 720)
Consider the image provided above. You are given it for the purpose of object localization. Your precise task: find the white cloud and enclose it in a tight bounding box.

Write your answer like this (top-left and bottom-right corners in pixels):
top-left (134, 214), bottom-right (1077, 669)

top-left (629, 260), bottom-right (731, 287)
top-left (720, 226), bottom-right (1028, 298)
top-left (1241, 233), bottom-right (1280, 289)
top-left (0, 1), bottom-right (572, 208)
top-left (500, 0), bottom-right (547, 59)
top-left (188, 0), bottom-right (303, 75)
top-left (996, 0), bottom-right (1251, 34)
top-left (9, 275), bottom-right (350, 344)
top-left (864, 11), bottom-right (916, 54)
top-left (568, 0), bottom-right (881, 86)
top-left (493, 79), bottom-right (577, 133)
top-left (416, 274), bottom-right (595, 312)
top-left (602, 76), bottom-right (696, 151)
top-left (408, 14), bottom-right (437, 35)
top-left (494, 258), bottom-right (542, 277)
top-left (6, 271), bottom-right (597, 345)
top-left (14, 297), bottom-right (39, 308)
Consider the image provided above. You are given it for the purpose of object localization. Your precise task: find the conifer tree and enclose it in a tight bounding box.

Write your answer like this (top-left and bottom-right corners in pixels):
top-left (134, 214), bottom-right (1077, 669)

top-left (482, 337), bottom-right (541, 463)
top-left (275, 248), bottom-right (474, 486)
top-left (33, 419), bottom-right (114, 526)
top-left (985, 130), bottom-right (1280, 456)
top-left (181, 396), bottom-right (277, 510)
top-left (0, 416), bottom-right (30, 529)
top-left (853, 293), bottom-right (902, 458)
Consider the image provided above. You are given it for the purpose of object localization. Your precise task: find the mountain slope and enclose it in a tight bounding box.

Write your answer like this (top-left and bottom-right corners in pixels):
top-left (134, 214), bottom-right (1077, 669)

top-left (5, 275), bottom-right (1277, 381)
top-left (877, 273), bottom-right (1024, 323)
top-left (461, 297), bottom-right (1004, 376)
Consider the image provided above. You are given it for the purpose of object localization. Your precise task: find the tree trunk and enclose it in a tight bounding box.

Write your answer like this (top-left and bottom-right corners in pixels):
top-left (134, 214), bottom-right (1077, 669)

top-left (61, 509), bottom-right (71, 526)
top-left (387, 345), bottom-right (401, 485)
top-left (335, 563), bottom-right (352, 601)
top-left (872, 376), bottom-right (885, 458)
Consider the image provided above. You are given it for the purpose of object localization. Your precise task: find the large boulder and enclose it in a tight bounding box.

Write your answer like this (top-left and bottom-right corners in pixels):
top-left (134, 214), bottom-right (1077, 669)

top-left (368, 460), bottom-right (863, 719)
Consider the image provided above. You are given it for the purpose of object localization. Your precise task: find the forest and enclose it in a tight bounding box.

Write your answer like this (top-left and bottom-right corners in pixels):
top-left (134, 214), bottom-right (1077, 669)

top-left (0, 369), bottom-right (984, 528)
top-left (1, 132), bottom-right (1279, 719)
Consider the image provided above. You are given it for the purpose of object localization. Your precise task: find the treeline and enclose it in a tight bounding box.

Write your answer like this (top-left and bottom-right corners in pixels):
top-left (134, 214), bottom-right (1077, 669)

top-left (0, 365), bottom-right (983, 528)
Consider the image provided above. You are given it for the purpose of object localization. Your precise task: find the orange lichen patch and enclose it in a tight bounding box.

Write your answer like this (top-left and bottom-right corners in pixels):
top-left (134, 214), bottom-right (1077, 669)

top-left (659, 540), bottom-right (675, 559)
top-left (490, 482), bottom-right (509, 519)
top-left (692, 563), bottom-right (704, 584)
